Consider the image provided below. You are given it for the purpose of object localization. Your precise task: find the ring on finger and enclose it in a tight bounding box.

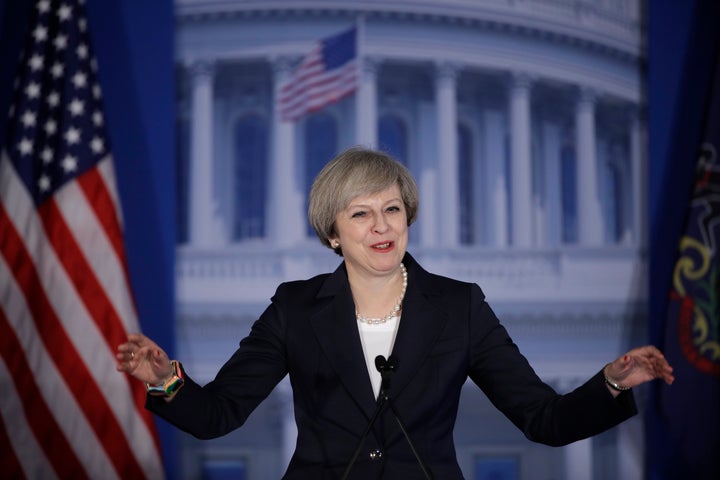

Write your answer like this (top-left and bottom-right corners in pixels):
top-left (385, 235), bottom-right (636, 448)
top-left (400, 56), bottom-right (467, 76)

top-left (130, 351), bottom-right (135, 360)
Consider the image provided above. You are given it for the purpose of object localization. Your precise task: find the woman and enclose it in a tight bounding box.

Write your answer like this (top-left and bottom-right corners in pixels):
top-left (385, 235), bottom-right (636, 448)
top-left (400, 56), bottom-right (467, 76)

top-left (117, 147), bottom-right (674, 479)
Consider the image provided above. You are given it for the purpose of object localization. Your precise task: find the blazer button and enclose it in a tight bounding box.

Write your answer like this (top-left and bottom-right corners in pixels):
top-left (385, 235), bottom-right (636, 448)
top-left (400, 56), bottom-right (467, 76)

top-left (369, 448), bottom-right (383, 460)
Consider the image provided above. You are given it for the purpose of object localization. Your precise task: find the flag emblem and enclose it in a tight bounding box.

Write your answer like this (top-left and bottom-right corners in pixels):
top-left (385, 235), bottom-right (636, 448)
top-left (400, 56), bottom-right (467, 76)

top-left (669, 144), bottom-right (720, 377)
top-left (277, 26), bottom-right (358, 122)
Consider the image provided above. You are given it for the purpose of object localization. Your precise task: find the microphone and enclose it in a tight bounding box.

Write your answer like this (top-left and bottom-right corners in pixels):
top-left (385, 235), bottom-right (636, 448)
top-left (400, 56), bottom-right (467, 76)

top-left (342, 354), bottom-right (433, 480)
top-left (375, 354), bottom-right (398, 399)
top-left (341, 356), bottom-right (393, 480)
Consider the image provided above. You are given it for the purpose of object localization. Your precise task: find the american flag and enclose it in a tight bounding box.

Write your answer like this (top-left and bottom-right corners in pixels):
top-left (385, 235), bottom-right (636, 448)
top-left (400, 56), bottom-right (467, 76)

top-left (0, 0), bottom-right (164, 478)
top-left (277, 26), bottom-right (358, 122)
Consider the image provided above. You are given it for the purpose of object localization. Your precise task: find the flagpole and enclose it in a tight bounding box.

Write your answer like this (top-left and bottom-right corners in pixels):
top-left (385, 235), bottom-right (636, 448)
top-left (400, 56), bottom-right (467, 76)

top-left (356, 14), bottom-right (365, 63)
top-left (354, 13), bottom-right (376, 148)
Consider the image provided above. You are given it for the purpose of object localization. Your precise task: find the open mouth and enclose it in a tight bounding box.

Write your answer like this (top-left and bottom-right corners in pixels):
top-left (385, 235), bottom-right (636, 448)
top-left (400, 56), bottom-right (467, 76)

top-left (371, 241), bottom-right (394, 250)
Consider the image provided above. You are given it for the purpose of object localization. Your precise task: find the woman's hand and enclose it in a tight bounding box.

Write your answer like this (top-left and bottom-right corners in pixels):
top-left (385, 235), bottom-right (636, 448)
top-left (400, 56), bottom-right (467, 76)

top-left (604, 345), bottom-right (674, 396)
top-left (116, 333), bottom-right (173, 385)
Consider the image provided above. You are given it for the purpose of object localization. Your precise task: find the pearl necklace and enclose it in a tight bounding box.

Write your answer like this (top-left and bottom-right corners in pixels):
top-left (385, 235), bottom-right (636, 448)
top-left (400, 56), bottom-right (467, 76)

top-left (356, 263), bottom-right (408, 325)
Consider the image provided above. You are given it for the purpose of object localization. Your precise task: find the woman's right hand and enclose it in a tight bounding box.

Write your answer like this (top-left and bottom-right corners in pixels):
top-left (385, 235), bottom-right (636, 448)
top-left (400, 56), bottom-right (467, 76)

top-left (116, 333), bottom-right (173, 385)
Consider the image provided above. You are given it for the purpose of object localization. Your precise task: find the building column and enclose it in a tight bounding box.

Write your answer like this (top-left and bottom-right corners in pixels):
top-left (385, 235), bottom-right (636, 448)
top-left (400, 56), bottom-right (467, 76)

top-left (509, 73), bottom-right (533, 247)
top-left (543, 122), bottom-right (562, 247)
top-left (575, 87), bottom-right (604, 245)
top-left (356, 57), bottom-right (379, 148)
top-left (617, 418), bottom-right (643, 480)
top-left (629, 108), bottom-right (644, 246)
top-left (435, 62), bottom-right (460, 247)
top-left (564, 438), bottom-right (593, 480)
top-left (189, 59), bottom-right (223, 247)
top-left (271, 56), bottom-right (305, 247)
top-left (484, 109), bottom-right (508, 247)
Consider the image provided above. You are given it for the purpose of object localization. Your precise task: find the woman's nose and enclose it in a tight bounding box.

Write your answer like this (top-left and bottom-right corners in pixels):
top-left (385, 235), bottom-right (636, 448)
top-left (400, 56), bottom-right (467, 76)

top-left (373, 213), bottom-right (389, 233)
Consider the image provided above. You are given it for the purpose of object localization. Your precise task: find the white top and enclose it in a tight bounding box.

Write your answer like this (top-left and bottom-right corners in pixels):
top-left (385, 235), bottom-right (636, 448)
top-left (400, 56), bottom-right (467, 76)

top-left (357, 315), bottom-right (401, 398)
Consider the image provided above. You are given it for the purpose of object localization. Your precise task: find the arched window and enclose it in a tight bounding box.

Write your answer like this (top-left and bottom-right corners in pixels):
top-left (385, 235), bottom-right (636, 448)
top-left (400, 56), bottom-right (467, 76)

top-left (458, 124), bottom-right (474, 245)
top-left (560, 145), bottom-right (577, 244)
top-left (605, 160), bottom-right (624, 243)
top-left (233, 114), bottom-right (268, 241)
top-left (305, 112), bottom-right (338, 235)
top-left (379, 114), bottom-right (408, 165)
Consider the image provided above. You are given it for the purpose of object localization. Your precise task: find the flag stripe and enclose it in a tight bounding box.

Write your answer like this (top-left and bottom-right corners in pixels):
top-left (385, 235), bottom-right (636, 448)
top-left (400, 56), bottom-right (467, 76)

top-left (280, 70), bottom-right (358, 119)
top-left (43, 179), bottom-right (132, 350)
top-left (0, 242), bottom-right (119, 480)
top-left (48, 174), bottom-right (163, 476)
top-left (76, 161), bottom-right (131, 282)
top-left (278, 50), bottom-right (324, 99)
top-left (64, 158), bottom-right (162, 445)
top-left (0, 198), bottom-right (145, 479)
top-left (0, 407), bottom-right (28, 480)
top-left (279, 61), bottom-right (358, 119)
top-left (278, 60), bottom-right (355, 109)
top-left (97, 157), bottom-right (125, 230)
top-left (0, 410), bottom-right (26, 480)
top-left (0, 156), bottom-right (163, 479)
top-left (278, 53), bottom-right (346, 99)
top-left (0, 308), bottom-right (78, 480)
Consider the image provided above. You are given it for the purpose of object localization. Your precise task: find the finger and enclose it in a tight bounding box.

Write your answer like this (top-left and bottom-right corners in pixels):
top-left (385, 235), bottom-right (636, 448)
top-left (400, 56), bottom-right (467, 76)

top-left (151, 348), bottom-right (170, 369)
top-left (622, 354), bottom-right (633, 366)
top-left (117, 341), bottom-right (140, 364)
top-left (644, 345), bottom-right (667, 362)
top-left (126, 332), bottom-right (147, 346)
top-left (115, 354), bottom-right (133, 372)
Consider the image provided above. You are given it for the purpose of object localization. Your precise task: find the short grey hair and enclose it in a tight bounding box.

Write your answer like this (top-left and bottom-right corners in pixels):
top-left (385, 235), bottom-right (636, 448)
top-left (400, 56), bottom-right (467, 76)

top-left (308, 147), bottom-right (419, 254)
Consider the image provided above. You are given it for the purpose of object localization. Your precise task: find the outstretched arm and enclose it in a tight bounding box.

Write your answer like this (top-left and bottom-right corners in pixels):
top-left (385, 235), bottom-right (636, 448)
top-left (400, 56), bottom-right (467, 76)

top-left (603, 345), bottom-right (674, 397)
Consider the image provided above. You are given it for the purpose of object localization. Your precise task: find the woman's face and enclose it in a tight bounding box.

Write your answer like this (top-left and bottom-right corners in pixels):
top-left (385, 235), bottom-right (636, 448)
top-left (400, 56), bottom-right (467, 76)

top-left (329, 183), bottom-right (408, 279)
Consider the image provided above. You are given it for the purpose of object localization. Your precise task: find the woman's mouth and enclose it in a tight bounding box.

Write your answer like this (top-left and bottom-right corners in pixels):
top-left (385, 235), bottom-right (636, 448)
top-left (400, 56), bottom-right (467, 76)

top-left (371, 241), bottom-right (394, 250)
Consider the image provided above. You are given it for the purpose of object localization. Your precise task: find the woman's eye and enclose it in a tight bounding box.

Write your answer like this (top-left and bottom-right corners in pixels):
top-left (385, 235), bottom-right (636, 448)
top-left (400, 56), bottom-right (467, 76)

top-left (351, 211), bottom-right (366, 218)
top-left (386, 205), bottom-right (400, 212)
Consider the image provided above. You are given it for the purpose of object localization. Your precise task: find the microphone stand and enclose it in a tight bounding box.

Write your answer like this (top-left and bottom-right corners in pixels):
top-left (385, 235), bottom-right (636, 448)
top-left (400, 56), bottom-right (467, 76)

top-left (341, 356), bottom-right (433, 480)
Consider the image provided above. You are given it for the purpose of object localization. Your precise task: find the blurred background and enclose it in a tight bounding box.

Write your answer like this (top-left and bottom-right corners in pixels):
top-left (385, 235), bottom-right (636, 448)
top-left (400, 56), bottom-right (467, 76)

top-left (1, 1), bottom-right (718, 479)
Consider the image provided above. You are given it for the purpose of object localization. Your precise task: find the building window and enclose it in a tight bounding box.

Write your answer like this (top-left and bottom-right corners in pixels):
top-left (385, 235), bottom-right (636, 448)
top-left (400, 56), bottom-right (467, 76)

top-left (379, 114), bottom-right (408, 165)
top-left (233, 114), bottom-right (268, 241)
top-left (474, 455), bottom-right (519, 480)
top-left (305, 112), bottom-right (338, 235)
top-left (605, 160), bottom-right (624, 243)
top-left (459, 124), bottom-right (474, 245)
top-left (560, 145), bottom-right (578, 244)
top-left (202, 458), bottom-right (247, 480)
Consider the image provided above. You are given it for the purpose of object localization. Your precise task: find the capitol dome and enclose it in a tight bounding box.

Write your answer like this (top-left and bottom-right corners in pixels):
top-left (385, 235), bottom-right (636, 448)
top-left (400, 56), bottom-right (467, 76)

top-left (173, 1), bottom-right (646, 478)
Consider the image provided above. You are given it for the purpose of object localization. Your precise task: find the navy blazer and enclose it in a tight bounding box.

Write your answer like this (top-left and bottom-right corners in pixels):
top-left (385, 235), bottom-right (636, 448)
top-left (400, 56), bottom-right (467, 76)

top-left (148, 253), bottom-right (637, 479)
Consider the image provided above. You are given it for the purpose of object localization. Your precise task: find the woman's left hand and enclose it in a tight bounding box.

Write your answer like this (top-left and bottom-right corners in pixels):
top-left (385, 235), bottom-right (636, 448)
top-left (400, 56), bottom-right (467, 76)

top-left (604, 345), bottom-right (674, 395)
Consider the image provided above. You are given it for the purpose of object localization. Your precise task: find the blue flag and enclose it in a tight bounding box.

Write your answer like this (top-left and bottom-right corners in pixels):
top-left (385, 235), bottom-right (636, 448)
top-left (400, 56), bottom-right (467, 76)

top-left (658, 43), bottom-right (720, 479)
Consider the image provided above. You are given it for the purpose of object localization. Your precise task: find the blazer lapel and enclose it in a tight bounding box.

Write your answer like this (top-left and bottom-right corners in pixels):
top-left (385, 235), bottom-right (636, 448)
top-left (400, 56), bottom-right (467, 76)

top-left (389, 255), bottom-right (450, 397)
top-left (309, 263), bottom-right (378, 419)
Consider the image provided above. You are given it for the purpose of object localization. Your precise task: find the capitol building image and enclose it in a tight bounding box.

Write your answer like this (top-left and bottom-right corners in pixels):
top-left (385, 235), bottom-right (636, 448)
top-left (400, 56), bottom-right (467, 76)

top-left (172, 1), bottom-right (646, 478)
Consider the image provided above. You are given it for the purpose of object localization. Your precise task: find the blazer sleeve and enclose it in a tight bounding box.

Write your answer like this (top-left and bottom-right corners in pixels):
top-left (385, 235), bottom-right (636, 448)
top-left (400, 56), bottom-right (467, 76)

top-left (146, 295), bottom-right (288, 440)
top-left (466, 284), bottom-right (637, 447)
